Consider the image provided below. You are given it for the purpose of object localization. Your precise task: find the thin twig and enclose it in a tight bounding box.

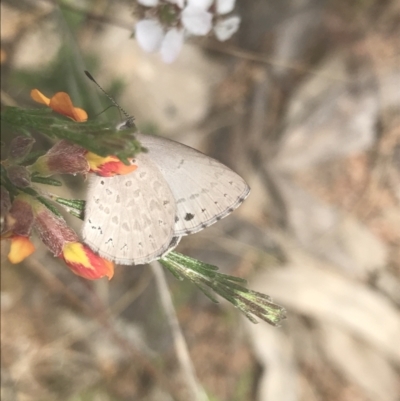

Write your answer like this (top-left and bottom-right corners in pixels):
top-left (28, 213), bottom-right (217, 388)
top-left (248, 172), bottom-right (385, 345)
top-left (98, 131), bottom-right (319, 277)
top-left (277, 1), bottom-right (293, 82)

top-left (151, 261), bottom-right (209, 401)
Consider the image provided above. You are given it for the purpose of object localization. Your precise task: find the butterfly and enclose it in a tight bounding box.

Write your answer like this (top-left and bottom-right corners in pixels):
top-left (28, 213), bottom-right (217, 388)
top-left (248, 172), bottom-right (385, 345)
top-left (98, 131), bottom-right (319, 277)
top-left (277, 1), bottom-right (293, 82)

top-left (82, 132), bottom-right (250, 265)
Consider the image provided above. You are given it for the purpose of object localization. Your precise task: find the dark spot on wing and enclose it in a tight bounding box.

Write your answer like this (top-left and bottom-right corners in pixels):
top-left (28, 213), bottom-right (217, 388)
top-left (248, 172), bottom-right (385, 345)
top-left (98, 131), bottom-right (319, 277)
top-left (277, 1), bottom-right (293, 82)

top-left (185, 213), bottom-right (195, 221)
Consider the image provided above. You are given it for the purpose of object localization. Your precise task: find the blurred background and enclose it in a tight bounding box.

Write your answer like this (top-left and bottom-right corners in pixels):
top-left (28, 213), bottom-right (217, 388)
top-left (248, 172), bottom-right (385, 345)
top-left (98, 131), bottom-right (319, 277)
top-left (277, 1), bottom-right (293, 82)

top-left (1, 0), bottom-right (400, 400)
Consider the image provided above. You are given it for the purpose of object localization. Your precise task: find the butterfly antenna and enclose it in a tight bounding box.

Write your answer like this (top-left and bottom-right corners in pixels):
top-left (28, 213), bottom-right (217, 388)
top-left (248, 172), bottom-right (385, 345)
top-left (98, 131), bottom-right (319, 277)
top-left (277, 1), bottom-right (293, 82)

top-left (84, 70), bottom-right (134, 125)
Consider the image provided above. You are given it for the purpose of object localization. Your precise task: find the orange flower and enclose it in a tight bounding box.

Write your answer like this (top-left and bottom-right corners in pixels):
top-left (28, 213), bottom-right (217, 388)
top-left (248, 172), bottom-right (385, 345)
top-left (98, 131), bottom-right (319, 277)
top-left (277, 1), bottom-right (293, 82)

top-left (86, 152), bottom-right (138, 177)
top-left (61, 242), bottom-right (114, 280)
top-left (7, 235), bottom-right (35, 264)
top-left (31, 89), bottom-right (87, 122)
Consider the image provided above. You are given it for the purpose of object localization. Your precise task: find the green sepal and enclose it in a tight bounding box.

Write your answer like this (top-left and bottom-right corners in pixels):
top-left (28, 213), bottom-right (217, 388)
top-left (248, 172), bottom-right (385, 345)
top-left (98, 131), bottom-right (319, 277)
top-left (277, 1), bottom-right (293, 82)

top-left (21, 150), bottom-right (46, 164)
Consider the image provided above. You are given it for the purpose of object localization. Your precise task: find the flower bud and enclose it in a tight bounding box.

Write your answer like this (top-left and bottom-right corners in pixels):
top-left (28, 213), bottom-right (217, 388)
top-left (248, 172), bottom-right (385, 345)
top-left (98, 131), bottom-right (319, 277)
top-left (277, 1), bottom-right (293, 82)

top-left (6, 194), bottom-right (35, 237)
top-left (0, 186), bottom-right (11, 234)
top-left (33, 203), bottom-right (79, 257)
top-left (8, 136), bottom-right (35, 161)
top-left (2, 194), bottom-right (36, 263)
top-left (7, 165), bottom-right (31, 188)
top-left (29, 140), bottom-right (90, 177)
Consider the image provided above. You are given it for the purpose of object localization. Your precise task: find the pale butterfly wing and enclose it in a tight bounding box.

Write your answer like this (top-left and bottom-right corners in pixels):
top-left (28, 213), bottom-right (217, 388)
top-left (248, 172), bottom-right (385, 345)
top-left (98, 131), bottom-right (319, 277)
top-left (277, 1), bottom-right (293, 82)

top-left (83, 152), bottom-right (176, 265)
top-left (136, 133), bottom-right (250, 236)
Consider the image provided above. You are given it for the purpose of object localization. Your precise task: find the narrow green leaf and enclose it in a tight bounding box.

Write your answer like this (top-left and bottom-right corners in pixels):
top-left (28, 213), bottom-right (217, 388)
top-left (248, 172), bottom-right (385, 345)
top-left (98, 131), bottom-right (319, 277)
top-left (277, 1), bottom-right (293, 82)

top-left (36, 196), bottom-right (62, 218)
top-left (162, 252), bottom-right (286, 326)
top-left (31, 175), bottom-right (63, 186)
top-left (193, 283), bottom-right (220, 304)
top-left (54, 197), bottom-right (85, 211)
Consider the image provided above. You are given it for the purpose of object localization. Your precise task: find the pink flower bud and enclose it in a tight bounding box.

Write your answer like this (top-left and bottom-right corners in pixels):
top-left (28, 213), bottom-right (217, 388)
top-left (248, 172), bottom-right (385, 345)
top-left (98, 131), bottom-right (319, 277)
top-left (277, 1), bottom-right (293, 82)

top-left (7, 165), bottom-right (31, 188)
top-left (33, 204), bottom-right (79, 256)
top-left (1, 186), bottom-right (11, 234)
top-left (5, 195), bottom-right (35, 237)
top-left (8, 136), bottom-right (35, 161)
top-left (29, 140), bottom-right (90, 177)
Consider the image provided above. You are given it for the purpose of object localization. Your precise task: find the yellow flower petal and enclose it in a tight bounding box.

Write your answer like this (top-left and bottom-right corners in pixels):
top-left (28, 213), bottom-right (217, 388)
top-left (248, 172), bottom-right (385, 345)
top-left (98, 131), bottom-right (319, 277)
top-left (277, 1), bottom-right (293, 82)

top-left (8, 236), bottom-right (35, 264)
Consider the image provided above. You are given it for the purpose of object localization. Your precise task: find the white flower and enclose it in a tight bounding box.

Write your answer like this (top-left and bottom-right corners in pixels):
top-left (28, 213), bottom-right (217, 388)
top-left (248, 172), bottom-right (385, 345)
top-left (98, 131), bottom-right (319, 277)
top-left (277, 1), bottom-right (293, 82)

top-left (214, 15), bottom-right (240, 41)
top-left (134, 0), bottom-right (240, 62)
top-left (187, 0), bottom-right (213, 8)
top-left (216, 0), bottom-right (235, 14)
top-left (161, 28), bottom-right (185, 63)
top-left (138, 0), bottom-right (159, 6)
top-left (181, 5), bottom-right (213, 35)
top-left (167, 0), bottom-right (185, 6)
top-left (135, 19), bottom-right (164, 52)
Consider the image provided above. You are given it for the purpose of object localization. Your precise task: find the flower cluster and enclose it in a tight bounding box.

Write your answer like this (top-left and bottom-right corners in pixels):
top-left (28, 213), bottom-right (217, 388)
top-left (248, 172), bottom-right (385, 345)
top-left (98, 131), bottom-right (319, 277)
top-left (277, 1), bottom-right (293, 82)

top-left (1, 90), bottom-right (137, 280)
top-left (2, 193), bottom-right (114, 279)
top-left (135, 0), bottom-right (240, 63)
top-left (29, 90), bottom-right (138, 177)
